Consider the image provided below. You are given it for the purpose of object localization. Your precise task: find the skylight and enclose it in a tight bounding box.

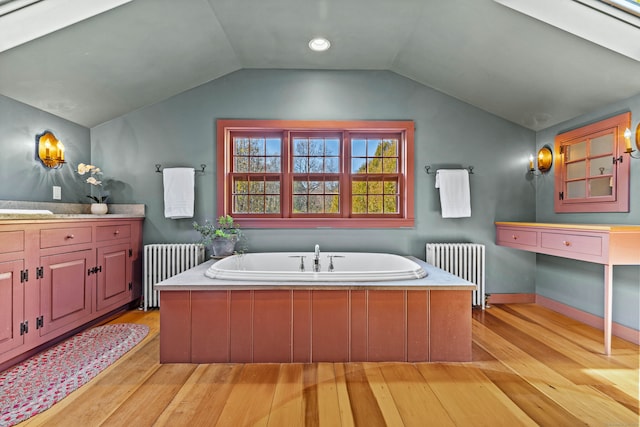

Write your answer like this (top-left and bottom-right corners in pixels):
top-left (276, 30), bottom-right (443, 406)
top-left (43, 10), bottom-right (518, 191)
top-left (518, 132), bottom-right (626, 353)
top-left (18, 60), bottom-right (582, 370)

top-left (494, 0), bottom-right (640, 61)
top-left (0, 0), bottom-right (132, 53)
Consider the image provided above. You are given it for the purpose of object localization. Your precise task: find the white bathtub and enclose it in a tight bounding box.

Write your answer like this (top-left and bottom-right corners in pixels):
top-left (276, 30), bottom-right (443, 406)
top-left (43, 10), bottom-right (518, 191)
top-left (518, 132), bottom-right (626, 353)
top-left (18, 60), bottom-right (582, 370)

top-left (205, 252), bottom-right (427, 282)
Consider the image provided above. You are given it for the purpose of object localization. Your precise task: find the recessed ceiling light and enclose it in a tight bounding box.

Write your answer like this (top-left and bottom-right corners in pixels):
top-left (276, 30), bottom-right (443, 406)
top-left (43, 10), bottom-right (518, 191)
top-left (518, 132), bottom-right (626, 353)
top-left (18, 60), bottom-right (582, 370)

top-left (308, 37), bottom-right (330, 52)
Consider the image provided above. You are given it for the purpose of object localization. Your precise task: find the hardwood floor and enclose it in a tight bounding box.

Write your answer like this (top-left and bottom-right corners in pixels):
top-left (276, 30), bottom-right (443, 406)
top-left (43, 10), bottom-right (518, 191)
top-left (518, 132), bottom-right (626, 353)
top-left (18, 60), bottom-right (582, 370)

top-left (16, 304), bottom-right (639, 426)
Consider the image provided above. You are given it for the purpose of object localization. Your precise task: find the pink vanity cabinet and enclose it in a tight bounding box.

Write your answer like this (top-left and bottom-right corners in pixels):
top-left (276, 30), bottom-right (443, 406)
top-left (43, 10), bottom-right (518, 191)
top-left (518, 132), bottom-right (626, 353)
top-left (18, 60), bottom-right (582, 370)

top-left (495, 222), bottom-right (640, 355)
top-left (0, 217), bottom-right (143, 370)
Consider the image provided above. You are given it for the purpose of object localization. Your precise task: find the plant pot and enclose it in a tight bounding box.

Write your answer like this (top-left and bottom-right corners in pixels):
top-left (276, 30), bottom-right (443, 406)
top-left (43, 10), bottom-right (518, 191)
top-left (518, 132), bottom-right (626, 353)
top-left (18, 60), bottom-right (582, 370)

top-left (211, 236), bottom-right (237, 257)
top-left (90, 203), bottom-right (108, 215)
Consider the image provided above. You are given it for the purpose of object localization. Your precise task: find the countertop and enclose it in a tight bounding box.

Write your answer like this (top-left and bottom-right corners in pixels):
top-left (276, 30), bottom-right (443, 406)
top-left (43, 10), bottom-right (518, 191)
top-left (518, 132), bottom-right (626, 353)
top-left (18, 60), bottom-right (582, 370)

top-left (0, 200), bottom-right (145, 221)
top-left (154, 257), bottom-right (477, 291)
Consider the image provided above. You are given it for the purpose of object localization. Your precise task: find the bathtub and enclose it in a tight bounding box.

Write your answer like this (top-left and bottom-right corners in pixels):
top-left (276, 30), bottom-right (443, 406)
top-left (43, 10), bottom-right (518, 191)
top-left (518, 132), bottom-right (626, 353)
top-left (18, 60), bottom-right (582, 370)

top-left (205, 252), bottom-right (427, 282)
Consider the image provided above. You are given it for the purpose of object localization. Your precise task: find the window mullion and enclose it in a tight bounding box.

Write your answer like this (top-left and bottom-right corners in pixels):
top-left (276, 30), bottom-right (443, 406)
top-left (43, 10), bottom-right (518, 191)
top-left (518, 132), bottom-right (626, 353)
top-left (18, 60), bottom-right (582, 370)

top-left (282, 131), bottom-right (292, 218)
top-left (342, 131), bottom-right (351, 218)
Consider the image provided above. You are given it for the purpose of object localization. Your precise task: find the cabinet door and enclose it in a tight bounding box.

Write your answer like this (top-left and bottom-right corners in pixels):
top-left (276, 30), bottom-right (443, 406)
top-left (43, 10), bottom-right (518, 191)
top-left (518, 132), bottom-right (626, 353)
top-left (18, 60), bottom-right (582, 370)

top-left (0, 260), bottom-right (24, 355)
top-left (96, 243), bottom-right (131, 311)
top-left (39, 249), bottom-right (94, 337)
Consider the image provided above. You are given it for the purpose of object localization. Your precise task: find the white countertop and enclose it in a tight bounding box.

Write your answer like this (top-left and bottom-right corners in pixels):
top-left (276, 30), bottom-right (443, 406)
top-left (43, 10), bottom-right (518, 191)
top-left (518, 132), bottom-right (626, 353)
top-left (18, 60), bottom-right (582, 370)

top-left (154, 257), bottom-right (477, 291)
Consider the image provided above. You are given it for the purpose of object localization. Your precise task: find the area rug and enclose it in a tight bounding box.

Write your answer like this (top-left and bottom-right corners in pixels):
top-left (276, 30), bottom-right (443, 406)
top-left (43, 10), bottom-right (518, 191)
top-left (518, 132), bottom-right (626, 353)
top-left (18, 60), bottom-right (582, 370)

top-left (0, 323), bottom-right (149, 427)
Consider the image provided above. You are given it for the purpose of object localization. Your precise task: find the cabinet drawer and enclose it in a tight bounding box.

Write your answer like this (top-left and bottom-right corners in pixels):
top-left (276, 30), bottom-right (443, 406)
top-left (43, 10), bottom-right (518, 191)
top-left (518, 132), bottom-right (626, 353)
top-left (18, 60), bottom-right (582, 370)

top-left (96, 224), bottom-right (131, 242)
top-left (40, 227), bottom-right (92, 248)
top-left (496, 227), bottom-right (537, 247)
top-left (540, 232), bottom-right (603, 257)
top-left (0, 230), bottom-right (24, 254)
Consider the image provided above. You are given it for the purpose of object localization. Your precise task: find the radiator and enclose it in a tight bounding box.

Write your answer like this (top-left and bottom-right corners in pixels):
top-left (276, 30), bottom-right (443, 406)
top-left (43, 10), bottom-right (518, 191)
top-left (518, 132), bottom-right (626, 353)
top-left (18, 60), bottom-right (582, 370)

top-left (426, 243), bottom-right (486, 309)
top-left (143, 243), bottom-right (205, 310)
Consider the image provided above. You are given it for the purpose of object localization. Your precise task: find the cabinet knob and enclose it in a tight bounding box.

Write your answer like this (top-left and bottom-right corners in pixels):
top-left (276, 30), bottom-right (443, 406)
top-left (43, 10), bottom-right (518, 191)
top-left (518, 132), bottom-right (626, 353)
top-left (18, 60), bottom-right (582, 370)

top-left (563, 241), bottom-right (571, 246)
top-left (512, 235), bottom-right (518, 240)
top-left (66, 234), bottom-right (74, 239)
top-left (114, 230), bottom-right (120, 235)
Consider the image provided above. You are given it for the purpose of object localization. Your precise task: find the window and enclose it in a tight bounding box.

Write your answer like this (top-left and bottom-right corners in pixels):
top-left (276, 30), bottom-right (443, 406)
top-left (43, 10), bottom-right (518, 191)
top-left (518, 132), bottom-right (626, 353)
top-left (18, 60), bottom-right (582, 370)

top-left (217, 120), bottom-right (415, 228)
top-left (554, 112), bottom-right (630, 213)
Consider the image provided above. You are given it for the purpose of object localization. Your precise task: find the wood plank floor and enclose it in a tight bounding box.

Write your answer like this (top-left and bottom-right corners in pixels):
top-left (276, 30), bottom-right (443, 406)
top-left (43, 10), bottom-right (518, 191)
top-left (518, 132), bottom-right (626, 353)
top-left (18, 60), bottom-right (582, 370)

top-left (15, 304), bottom-right (639, 426)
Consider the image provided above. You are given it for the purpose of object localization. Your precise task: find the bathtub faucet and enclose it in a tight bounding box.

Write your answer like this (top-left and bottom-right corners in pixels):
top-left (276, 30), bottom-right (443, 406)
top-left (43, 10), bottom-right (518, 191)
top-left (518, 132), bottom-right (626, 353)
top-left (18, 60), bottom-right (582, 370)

top-left (313, 244), bottom-right (321, 272)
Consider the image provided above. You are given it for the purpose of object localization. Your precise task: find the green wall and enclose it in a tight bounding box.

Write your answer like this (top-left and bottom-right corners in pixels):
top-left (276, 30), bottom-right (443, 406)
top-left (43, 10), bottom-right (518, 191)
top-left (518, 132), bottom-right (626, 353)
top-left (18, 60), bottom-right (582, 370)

top-left (90, 69), bottom-right (537, 296)
top-left (0, 95), bottom-right (91, 202)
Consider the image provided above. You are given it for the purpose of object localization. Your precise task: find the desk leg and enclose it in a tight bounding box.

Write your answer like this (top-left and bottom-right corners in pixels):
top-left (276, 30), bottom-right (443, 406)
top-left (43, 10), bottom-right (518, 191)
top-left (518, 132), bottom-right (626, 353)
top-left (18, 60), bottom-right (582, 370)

top-left (604, 264), bottom-right (613, 356)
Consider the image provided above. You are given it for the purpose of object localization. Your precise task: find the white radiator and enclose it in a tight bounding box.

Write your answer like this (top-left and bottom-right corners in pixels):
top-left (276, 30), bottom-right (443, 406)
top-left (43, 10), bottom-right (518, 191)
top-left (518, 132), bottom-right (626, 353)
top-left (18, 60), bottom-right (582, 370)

top-left (426, 243), bottom-right (486, 309)
top-left (143, 243), bottom-right (205, 310)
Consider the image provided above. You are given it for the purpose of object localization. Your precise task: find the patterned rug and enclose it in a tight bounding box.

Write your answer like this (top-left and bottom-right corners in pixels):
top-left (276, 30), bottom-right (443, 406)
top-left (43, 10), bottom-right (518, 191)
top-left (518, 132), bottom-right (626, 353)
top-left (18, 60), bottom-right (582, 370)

top-left (0, 323), bottom-right (148, 427)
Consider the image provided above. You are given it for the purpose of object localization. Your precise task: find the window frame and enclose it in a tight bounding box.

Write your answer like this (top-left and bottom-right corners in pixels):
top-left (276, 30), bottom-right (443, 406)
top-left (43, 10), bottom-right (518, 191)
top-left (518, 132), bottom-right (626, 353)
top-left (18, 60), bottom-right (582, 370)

top-left (217, 119), bottom-right (415, 228)
top-left (554, 112), bottom-right (630, 213)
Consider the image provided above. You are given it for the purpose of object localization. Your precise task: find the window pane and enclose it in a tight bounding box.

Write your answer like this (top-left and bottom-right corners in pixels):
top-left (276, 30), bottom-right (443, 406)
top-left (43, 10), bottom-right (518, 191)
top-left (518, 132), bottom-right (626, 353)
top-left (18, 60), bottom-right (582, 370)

top-left (250, 138), bottom-right (265, 155)
top-left (567, 141), bottom-right (586, 161)
top-left (352, 158), bottom-right (366, 174)
top-left (293, 157), bottom-right (308, 173)
top-left (326, 139), bottom-right (340, 156)
top-left (567, 161), bottom-right (586, 180)
top-left (325, 181), bottom-right (339, 193)
top-left (325, 157), bottom-right (339, 173)
top-left (367, 139), bottom-right (382, 157)
top-left (249, 157), bottom-right (265, 173)
top-left (293, 139), bottom-right (308, 155)
top-left (266, 138), bottom-right (281, 155)
top-left (309, 157), bottom-right (324, 173)
top-left (589, 157), bottom-right (612, 176)
top-left (589, 177), bottom-right (613, 197)
top-left (265, 196), bottom-right (280, 213)
top-left (233, 195), bottom-right (248, 213)
top-left (293, 180), bottom-right (308, 194)
top-left (384, 180), bottom-right (398, 194)
top-left (234, 179), bottom-right (248, 194)
top-left (234, 138), bottom-right (249, 155)
top-left (567, 181), bottom-right (586, 199)
top-left (325, 195), bottom-right (339, 213)
top-left (382, 158), bottom-right (398, 173)
top-left (367, 158), bottom-right (382, 173)
top-left (249, 196), bottom-right (264, 213)
top-left (590, 134), bottom-right (613, 156)
top-left (293, 195), bottom-right (307, 213)
top-left (352, 196), bottom-right (366, 213)
top-left (383, 139), bottom-right (398, 156)
top-left (368, 181), bottom-right (382, 194)
top-left (265, 181), bottom-right (280, 194)
top-left (368, 195), bottom-right (383, 213)
top-left (352, 139), bottom-right (366, 157)
top-left (249, 180), bottom-right (264, 194)
top-left (309, 181), bottom-right (322, 194)
top-left (265, 156), bottom-right (281, 172)
top-left (352, 181), bottom-right (367, 195)
top-left (309, 195), bottom-right (323, 213)
top-left (234, 157), bottom-right (248, 172)
top-left (384, 195), bottom-right (398, 213)
top-left (309, 138), bottom-right (324, 155)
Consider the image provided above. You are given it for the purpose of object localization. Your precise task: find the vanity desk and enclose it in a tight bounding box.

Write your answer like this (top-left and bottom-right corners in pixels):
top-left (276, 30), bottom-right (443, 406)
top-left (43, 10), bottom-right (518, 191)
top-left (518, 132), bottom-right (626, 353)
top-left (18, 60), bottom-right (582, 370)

top-left (495, 222), bottom-right (640, 355)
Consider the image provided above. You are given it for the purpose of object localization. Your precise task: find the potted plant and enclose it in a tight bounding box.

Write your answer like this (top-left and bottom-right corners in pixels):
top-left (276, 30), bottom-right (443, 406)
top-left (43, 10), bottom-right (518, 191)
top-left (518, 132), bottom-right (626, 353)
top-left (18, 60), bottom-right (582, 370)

top-left (77, 163), bottom-right (109, 214)
top-left (193, 215), bottom-right (242, 257)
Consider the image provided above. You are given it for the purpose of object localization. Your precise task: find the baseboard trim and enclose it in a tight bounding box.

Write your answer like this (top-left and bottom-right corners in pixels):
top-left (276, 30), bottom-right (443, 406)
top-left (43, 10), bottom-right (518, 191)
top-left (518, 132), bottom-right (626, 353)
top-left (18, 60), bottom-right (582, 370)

top-left (536, 295), bottom-right (640, 346)
top-left (487, 293), bottom-right (536, 304)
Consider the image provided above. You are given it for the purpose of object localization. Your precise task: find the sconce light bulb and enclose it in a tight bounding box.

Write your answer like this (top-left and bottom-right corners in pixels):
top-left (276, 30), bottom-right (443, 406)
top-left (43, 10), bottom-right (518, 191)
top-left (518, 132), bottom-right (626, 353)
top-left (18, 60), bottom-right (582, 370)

top-left (624, 128), bottom-right (631, 139)
top-left (528, 154), bottom-right (534, 171)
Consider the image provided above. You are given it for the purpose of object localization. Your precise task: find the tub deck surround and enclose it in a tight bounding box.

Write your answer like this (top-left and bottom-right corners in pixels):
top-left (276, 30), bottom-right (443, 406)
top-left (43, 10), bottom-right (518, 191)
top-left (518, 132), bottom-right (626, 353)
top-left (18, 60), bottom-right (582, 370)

top-left (156, 258), bottom-right (475, 363)
top-left (495, 221), bottom-right (640, 355)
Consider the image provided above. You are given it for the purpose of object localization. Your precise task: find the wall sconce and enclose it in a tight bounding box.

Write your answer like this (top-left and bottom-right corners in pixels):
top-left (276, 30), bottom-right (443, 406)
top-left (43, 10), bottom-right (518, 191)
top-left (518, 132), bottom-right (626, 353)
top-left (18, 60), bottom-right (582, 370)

top-left (529, 146), bottom-right (553, 175)
top-left (36, 130), bottom-right (65, 168)
top-left (623, 124), bottom-right (640, 159)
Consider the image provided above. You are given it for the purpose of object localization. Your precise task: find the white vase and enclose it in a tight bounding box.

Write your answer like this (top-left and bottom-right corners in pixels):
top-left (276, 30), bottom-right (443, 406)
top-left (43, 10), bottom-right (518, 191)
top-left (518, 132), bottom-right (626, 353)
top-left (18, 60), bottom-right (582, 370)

top-left (90, 203), bottom-right (108, 215)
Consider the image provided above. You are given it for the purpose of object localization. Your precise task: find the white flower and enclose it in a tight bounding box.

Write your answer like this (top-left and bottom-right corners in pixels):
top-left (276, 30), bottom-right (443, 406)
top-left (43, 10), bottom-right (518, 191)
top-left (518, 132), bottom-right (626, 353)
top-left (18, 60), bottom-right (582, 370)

top-left (86, 176), bottom-right (102, 186)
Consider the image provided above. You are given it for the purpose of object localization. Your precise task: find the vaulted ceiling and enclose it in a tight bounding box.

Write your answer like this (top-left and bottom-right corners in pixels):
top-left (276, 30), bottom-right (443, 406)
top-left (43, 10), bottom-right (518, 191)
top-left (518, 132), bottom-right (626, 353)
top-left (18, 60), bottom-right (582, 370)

top-left (0, 0), bottom-right (639, 130)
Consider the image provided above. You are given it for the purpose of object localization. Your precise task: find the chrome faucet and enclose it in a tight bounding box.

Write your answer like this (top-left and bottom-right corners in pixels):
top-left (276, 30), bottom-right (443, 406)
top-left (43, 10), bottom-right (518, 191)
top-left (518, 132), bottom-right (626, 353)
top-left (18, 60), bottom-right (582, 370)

top-left (313, 244), bottom-right (321, 272)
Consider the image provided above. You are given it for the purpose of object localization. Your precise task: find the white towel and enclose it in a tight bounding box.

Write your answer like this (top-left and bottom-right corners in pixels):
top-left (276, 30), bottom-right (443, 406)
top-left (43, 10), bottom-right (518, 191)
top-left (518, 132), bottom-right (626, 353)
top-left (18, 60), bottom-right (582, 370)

top-left (435, 169), bottom-right (471, 218)
top-left (163, 168), bottom-right (195, 219)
